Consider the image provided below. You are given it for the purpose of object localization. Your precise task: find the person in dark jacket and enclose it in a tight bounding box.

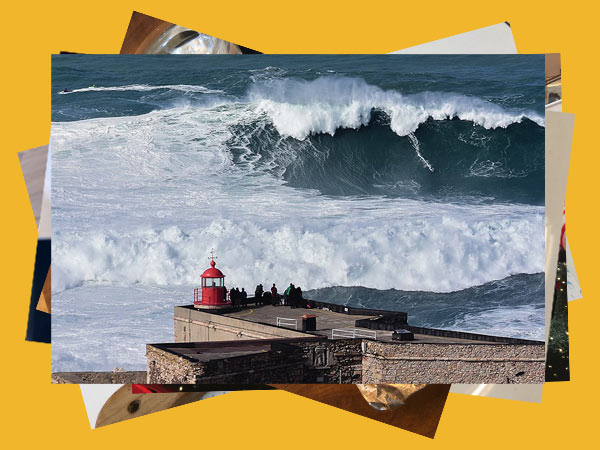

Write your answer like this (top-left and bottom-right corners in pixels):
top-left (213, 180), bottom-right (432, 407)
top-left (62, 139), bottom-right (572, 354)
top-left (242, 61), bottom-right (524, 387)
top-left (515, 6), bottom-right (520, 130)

top-left (255, 284), bottom-right (264, 305)
top-left (263, 291), bottom-right (272, 306)
top-left (241, 288), bottom-right (248, 307)
top-left (284, 283), bottom-right (294, 307)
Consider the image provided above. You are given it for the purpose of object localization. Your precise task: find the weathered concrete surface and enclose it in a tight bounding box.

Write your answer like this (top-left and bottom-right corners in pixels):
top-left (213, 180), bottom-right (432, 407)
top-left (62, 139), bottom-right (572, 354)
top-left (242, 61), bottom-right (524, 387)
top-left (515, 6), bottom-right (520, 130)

top-left (222, 304), bottom-right (376, 339)
top-left (147, 341), bottom-right (305, 384)
top-left (362, 341), bottom-right (545, 384)
top-left (52, 371), bottom-right (147, 384)
top-left (174, 306), bottom-right (307, 343)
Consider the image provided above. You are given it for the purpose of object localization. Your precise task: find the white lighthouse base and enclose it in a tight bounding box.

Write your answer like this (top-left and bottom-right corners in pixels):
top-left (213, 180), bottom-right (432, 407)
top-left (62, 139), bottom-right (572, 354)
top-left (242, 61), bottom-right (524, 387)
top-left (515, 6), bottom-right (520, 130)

top-left (194, 303), bottom-right (232, 310)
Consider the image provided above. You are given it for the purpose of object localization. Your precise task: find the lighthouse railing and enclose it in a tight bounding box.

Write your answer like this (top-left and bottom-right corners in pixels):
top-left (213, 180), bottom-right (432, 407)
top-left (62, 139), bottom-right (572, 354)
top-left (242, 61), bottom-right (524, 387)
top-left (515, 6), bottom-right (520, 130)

top-left (276, 317), bottom-right (298, 330)
top-left (331, 328), bottom-right (377, 340)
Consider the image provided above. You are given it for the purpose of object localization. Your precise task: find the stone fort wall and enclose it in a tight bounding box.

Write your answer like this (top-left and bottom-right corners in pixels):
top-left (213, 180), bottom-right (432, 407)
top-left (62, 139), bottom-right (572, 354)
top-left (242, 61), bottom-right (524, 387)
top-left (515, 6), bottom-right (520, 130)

top-left (147, 337), bottom-right (545, 384)
top-left (163, 307), bottom-right (545, 384)
top-left (146, 339), bottom-right (363, 384)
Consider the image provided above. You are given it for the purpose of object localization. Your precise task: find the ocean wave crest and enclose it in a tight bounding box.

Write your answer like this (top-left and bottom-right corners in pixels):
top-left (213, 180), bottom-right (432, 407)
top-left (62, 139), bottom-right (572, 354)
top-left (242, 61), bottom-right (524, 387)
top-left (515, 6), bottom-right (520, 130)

top-left (247, 76), bottom-right (544, 140)
top-left (58, 84), bottom-right (224, 95)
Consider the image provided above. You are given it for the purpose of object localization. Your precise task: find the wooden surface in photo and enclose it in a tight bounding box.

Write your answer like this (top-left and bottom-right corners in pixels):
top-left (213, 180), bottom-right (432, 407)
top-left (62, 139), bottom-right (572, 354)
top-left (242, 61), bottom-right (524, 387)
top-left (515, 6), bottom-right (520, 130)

top-left (96, 385), bottom-right (206, 427)
top-left (96, 384), bottom-right (450, 438)
top-left (274, 384), bottom-right (450, 437)
top-left (96, 384), bottom-right (449, 436)
top-left (36, 266), bottom-right (51, 313)
top-left (18, 145), bottom-right (47, 227)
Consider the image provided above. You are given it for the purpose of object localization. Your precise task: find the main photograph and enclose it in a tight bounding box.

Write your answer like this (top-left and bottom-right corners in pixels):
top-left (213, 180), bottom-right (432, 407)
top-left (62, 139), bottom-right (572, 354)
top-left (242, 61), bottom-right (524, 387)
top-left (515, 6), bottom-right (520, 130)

top-left (51, 54), bottom-right (546, 384)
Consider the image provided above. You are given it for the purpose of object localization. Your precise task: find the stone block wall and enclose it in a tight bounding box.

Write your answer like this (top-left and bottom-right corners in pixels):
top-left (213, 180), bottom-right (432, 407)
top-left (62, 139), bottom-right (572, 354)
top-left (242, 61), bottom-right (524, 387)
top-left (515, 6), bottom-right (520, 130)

top-left (147, 346), bottom-right (203, 384)
top-left (146, 338), bottom-right (363, 384)
top-left (146, 343), bottom-right (305, 384)
top-left (291, 339), bottom-right (363, 383)
top-left (199, 348), bottom-right (304, 384)
top-left (362, 341), bottom-right (546, 384)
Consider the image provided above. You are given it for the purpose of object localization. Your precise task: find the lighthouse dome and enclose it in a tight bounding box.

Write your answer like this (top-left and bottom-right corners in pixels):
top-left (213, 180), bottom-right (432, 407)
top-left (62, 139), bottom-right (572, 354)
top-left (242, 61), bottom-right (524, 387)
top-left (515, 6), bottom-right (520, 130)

top-left (201, 259), bottom-right (225, 278)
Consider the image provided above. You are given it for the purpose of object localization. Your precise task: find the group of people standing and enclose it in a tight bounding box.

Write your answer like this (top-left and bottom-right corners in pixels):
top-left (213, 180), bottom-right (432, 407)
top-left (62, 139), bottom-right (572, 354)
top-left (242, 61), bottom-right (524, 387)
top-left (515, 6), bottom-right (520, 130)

top-left (283, 283), bottom-right (303, 308)
top-left (253, 283), bottom-right (304, 308)
top-left (228, 287), bottom-right (248, 307)
top-left (224, 282), bottom-right (305, 308)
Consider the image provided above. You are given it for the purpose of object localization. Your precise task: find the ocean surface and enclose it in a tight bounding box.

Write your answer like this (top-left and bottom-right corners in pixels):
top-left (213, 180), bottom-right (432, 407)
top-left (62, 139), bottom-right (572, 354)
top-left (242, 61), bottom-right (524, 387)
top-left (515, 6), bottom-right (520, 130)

top-left (51, 55), bottom-right (545, 371)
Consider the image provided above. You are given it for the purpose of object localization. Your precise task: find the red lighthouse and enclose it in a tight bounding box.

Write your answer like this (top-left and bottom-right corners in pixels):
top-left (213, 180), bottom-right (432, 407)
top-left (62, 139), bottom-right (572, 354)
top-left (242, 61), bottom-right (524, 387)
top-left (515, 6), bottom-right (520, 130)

top-left (194, 250), bottom-right (228, 309)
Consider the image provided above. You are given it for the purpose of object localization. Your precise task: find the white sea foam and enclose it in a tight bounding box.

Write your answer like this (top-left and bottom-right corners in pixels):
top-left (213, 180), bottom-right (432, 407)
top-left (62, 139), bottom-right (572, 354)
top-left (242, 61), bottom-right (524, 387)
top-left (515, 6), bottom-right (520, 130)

top-left (447, 304), bottom-right (545, 341)
top-left (247, 76), bottom-right (545, 139)
top-left (407, 133), bottom-right (434, 172)
top-left (58, 84), bottom-right (224, 95)
top-left (52, 284), bottom-right (184, 371)
top-left (53, 212), bottom-right (545, 295)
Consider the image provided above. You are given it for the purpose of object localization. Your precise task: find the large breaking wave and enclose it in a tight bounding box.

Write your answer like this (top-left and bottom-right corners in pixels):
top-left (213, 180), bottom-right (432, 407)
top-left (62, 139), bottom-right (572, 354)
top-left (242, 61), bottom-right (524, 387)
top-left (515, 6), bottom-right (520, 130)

top-left (228, 109), bottom-right (544, 202)
top-left (229, 77), bottom-right (545, 203)
top-left (52, 77), bottom-right (545, 205)
top-left (56, 77), bottom-right (545, 202)
top-left (248, 76), bottom-right (544, 139)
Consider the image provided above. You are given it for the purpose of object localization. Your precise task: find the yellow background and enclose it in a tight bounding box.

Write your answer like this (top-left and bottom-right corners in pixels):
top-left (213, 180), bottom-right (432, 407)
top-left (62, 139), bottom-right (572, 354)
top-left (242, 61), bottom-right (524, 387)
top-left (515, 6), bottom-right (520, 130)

top-left (0, 0), bottom-right (597, 445)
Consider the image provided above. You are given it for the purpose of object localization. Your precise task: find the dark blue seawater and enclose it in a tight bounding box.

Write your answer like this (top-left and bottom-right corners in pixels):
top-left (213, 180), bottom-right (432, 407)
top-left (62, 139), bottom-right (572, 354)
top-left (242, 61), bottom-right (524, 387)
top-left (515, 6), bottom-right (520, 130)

top-left (53, 55), bottom-right (545, 205)
top-left (306, 273), bottom-right (545, 340)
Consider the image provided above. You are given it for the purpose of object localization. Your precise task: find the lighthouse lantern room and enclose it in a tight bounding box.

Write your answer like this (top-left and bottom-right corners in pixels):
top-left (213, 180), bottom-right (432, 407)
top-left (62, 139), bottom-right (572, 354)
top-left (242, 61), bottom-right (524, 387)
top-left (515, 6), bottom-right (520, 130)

top-left (194, 249), bottom-right (228, 309)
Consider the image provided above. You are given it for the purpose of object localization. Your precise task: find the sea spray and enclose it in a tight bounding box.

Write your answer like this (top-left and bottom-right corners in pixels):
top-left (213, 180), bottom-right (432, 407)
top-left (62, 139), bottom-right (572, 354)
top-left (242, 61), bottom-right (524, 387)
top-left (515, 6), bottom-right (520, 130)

top-left (248, 76), bottom-right (544, 139)
top-left (407, 133), bottom-right (434, 172)
top-left (53, 213), bottom-right (544, 295)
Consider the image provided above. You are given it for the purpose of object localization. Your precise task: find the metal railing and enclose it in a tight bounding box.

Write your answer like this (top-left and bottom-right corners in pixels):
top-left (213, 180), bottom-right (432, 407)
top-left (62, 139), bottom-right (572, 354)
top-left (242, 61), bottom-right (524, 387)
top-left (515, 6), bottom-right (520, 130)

top-left (331, 328), bottom-right (377, 340)
top-left (276, 317), bottom-right (298, 330)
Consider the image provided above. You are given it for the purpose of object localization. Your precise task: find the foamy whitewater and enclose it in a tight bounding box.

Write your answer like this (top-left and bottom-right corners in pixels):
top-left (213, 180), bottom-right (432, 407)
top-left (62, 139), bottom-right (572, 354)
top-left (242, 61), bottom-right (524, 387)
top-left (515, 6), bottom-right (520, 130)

top-left (51, 55), bottom-right (546, 371)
